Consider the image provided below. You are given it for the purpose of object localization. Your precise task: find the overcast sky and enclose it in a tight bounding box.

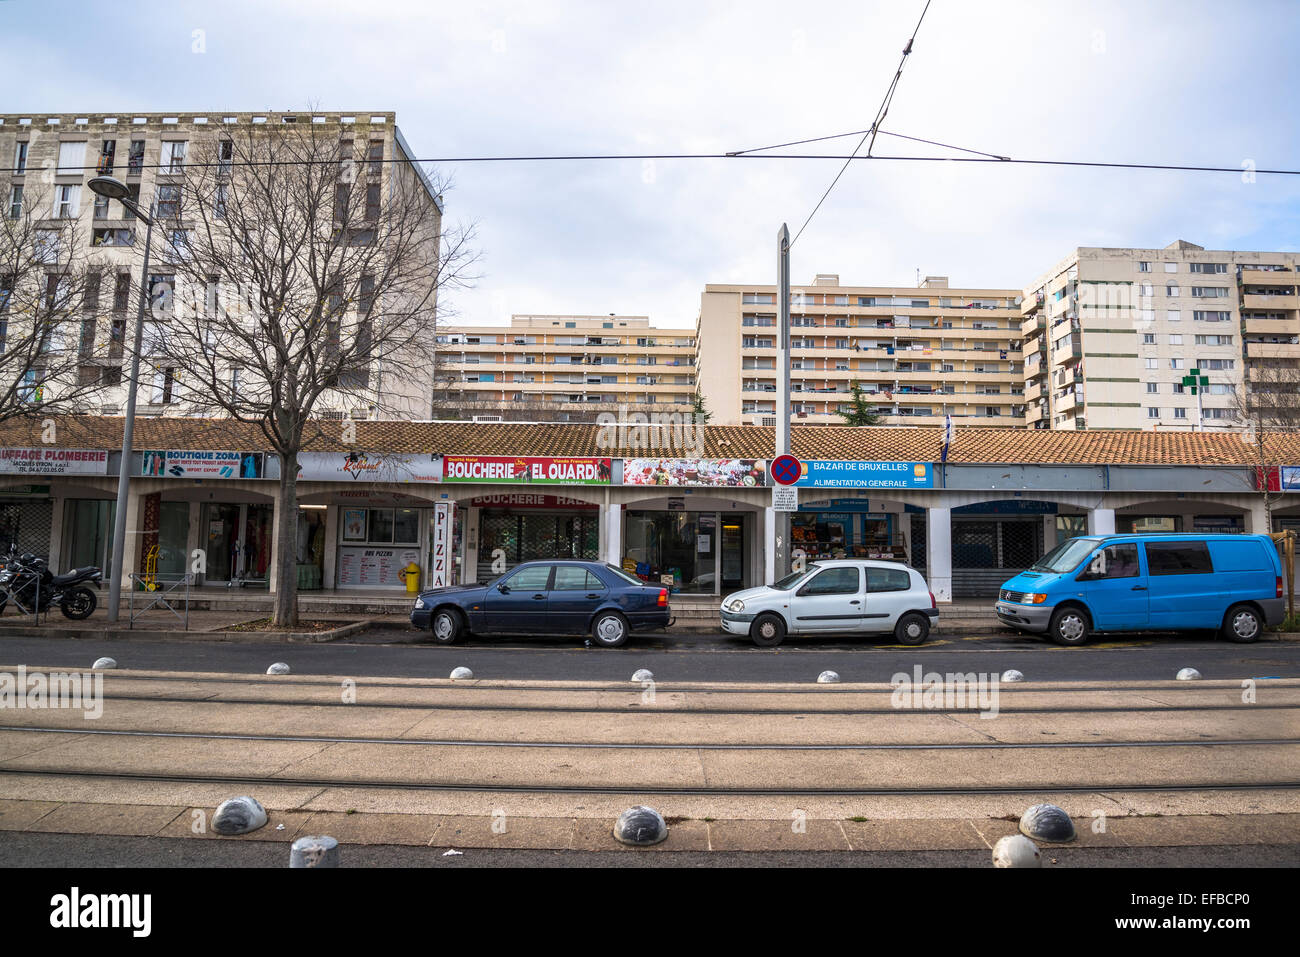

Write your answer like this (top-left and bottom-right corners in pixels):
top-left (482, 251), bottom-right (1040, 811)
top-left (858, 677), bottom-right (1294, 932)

top-left (6, 0), bottom-right (1299, 329)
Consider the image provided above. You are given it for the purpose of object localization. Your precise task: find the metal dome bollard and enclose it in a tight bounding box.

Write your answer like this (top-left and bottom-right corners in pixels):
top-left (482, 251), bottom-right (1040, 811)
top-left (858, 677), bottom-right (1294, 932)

top-left (992, 834), bottom-right (1042, 867)
top-left (266, 662), bottom-right (290, 675)
top-left (92, 657), bottom-right (117, 670)
top-left (1019, 803), bottom-right (1076, 843)
top-left (290, 835), bottom-right (340, 868)
top-left (1001, 669), bottom-right (1024, 683)
top-left (212, 796), bottom-right (268, 835)
top-left (631, 669), bottom-right (654, 682)
top-left (450, 666), bottom-right (473, 680)
top-left (613, 806), bottom-right (668, 846)
top-left (1176, 667), bottom-right (1202, 681)
top-left (816, 671), bottom-right (840, 683)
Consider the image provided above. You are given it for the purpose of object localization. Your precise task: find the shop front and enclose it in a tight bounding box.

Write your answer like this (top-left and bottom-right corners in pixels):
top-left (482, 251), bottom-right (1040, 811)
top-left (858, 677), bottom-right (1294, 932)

top-left (792, 498), bottom-right (901, 561)
top-left (950, 500), bottom-right (1056, 597)
top-left (1, 448), bottom-right (110, 564)
top-left (335, 499), bottom-right (425, 588)
top-left (0, 484), bottom-right (55, 558)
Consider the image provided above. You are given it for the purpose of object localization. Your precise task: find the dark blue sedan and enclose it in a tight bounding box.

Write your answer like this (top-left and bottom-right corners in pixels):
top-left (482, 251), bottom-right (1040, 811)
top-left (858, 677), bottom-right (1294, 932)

top-left (410, 560), bottom-right (672, 647)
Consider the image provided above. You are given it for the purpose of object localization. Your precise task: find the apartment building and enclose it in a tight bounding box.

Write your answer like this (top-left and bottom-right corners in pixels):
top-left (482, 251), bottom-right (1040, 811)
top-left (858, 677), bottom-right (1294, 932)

top-left (696, 275), bottom-right (1025, 427)
top-left (435, 315), bottom-right (696, 422)
top-left (0, 110), bottom-right (442, 419)
top-left (1021, 241), bottom-right (1300, 430)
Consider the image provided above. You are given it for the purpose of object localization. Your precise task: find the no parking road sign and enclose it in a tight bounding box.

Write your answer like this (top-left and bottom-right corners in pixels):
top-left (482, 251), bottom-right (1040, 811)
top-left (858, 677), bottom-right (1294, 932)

top-left (770, 454), bottom-right (802, 486)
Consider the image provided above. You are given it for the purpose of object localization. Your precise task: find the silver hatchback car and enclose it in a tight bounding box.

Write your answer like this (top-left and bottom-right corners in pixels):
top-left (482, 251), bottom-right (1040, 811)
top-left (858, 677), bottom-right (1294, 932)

top-left (719, 559), bottom-right (939, 647)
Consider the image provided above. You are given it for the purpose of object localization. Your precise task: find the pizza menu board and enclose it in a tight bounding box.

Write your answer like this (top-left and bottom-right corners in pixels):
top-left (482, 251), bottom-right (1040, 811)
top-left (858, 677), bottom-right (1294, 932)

top-left (336, 547), bottom-right (420, 587)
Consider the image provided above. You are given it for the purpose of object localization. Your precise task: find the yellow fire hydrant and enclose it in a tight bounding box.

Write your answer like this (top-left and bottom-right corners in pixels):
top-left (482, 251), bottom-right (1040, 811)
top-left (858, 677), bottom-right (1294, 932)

top-left (401, 562), bottom-right (421, 594)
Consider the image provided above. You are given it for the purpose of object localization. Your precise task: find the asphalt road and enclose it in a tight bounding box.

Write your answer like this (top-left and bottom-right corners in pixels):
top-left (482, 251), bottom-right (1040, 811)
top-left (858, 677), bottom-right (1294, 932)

top-left (0, 628), bottom-right (1297, 682)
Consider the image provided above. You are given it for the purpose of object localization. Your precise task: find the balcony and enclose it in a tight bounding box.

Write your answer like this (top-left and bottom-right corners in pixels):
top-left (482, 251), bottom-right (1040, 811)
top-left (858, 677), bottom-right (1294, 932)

top-left (1020, 314), bottom-right (1046, 337)
top-left (1246, 342), bottom-right (1300, 360)
top-left (1243, 316), bottom-right (1300, 335)
top-left (1239, 267), bottom-right (1294, 286)
top-left (1242, 293), bottom-right (1299, 311)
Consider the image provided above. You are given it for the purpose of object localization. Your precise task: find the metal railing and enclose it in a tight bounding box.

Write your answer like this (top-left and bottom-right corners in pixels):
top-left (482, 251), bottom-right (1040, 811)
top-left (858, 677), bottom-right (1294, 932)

top-left (127, 572), bottom-right (193, 630)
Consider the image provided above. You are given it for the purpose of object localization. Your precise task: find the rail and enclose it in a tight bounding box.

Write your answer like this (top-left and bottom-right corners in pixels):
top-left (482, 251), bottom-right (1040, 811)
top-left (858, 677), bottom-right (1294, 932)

top-left (127, 572), bottom-right (193, 630)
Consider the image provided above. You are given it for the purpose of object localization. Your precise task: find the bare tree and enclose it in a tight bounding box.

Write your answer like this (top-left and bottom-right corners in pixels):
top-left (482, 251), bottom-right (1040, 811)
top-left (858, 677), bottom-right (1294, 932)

top-left (0, 181), bottom-right (112, 421)
top-left (1232, 361), bottom-right (1300, 529)
top-left (147, 119), bottom-right (477, 625)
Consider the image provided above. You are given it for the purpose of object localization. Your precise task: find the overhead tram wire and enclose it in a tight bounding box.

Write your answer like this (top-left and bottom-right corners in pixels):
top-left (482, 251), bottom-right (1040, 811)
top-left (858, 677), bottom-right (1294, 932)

top-left (43, 152), bottom-right (1300, 176)
top-left (789, 0), bottom-right (933, 247)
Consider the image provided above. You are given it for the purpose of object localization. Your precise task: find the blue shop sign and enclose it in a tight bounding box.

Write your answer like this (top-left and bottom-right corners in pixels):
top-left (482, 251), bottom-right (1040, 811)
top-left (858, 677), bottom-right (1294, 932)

top-left (795, 460), bottom-right (933, 489)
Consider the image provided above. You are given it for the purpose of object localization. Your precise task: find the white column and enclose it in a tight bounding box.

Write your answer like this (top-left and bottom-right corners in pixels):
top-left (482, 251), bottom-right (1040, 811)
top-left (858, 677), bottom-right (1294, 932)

top-left (763, 507), bottom-right (777, 586)
top-left (926, 506), bottom-right (952, 603)
top-left (1088, 507), bottom-right (1116, 535)
top-left (600, 502), bottom-right (622, 565)
top-left (322, 505), bottom-right (338, 589)
top-left (185, 501), bottom-right (201, 577)
top-left (1247, 500), bottom-right (1270, 535)
top-left (118, 490), bottom-right (144, 591)
top-left (1042, 514), bottom-right (1057, 551)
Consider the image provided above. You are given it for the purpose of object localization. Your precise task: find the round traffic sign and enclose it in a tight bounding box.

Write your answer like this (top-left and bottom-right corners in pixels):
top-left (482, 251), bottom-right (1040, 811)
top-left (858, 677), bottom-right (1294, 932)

top-left (770, 454), bottom-right (802, 486)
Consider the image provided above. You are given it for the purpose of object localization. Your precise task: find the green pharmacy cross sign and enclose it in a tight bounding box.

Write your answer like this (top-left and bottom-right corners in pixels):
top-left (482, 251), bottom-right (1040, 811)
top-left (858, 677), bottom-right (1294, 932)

top-left (1181, 368), bottom-right (1210, 395)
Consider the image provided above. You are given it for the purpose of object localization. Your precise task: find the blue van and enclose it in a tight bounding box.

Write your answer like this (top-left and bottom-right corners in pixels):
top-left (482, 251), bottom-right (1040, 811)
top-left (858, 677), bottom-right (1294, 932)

top-left (995, 534), bottom-right (1284, 646)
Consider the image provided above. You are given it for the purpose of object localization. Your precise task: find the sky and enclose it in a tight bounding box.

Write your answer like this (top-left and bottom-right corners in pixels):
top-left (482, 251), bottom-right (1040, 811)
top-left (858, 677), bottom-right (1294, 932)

top-left (5, 0), bottom-right (1299, 330)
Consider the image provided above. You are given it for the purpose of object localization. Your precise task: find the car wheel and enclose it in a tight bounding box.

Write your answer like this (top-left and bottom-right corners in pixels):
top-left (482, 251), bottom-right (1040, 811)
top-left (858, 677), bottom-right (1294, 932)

top-left (430, 608), bottom-right (462, 645)
top-left (750, 613), bottom-right (786, 647)
top-left (894, 612), bottom-right (930, 646)
top-left (1048, 606), bottom-right (1090, 646)
top-left (591, 611), bottom-right (629, 648)
top-left (1223, 604), bottom-right (1262, 643)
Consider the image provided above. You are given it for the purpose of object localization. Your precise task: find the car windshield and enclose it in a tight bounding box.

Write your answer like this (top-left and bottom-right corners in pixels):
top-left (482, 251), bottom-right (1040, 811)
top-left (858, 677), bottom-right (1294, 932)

top-left (1029, 538), bottom-right (1100, 573)
top-left (773, 565), bottom-right (819, 590)
top-left (603, 563), bottom-right (645, 586)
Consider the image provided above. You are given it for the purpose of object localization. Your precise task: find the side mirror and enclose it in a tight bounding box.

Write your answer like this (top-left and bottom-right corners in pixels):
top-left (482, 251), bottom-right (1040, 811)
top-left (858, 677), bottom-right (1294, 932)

top-left (497, 583), bottom-right (511, 594)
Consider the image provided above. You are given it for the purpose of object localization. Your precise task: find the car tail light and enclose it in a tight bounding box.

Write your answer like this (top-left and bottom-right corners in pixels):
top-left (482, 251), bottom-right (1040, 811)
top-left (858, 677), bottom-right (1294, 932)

top-left (929, 591), bottom-right (936, 608)
top-left (1277, 576), bottom-right (1284, 599)
top-left (657, 588), bottom-right (669, 608)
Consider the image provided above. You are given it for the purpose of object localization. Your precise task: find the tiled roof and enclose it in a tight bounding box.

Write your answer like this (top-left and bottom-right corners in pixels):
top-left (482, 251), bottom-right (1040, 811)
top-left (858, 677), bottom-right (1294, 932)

top-left (0, 416), bottom-right (1286, 467)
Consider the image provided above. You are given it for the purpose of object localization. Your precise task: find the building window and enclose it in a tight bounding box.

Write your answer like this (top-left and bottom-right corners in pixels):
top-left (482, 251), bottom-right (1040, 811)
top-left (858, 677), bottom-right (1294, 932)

top-left (1169, 358), bottom-right (1184, 370)
top-left (218, 139), bottom-right (233, 174)
top-left (151, 368), bottom-right (177, 404)
top-left (53, 185), bottom-right (80, 219)
top-left (157, 185), bottom-right (181, 219)
top-left (1145, 358), bottom-right (1158, 369)
top-left (93, 192), bottom-right (110, 219)
top-left (1137, 261), bottom-right (1151, 272)
top-left (214, 184), bottom-right (228, 219)
top-left (1166, 285), bottom-right (1180, 296)
top-left (1143, 333), bottom-right (1155, 344)
top-left (128, 140), bottom-right (145, 174)
top-left (97, 139), bottom-right (116, 174)
top-left (1169, 334), bottom-right (1182, 345)
top-left (1163, 262), bottom-right (1178, 273)
top-left (1146, 382), bottom-right (1158, 393)
top-left (367, 141), bottom-right (383, 175)
top-left (1173, 408), bottom-right (1187, 419)
top-left (1190, 287), bottom-right (1229, 298)
top-left (162, 140), bottom-right (187, 173)
top-left (56, 141), bottom-right (86, 176)
top-left (1189, 263), bottom-right (1227, 274)
top-left (1167, 310), bottom-right (1181, 322)
top-left (6, 185), bottom-right (21, 220)
top-left (364, 182), bottom-right (380, 220)
top-left (13, 141), bottom-right (28, 174)
top-left (1147, 407), bottom-right (1160, 419)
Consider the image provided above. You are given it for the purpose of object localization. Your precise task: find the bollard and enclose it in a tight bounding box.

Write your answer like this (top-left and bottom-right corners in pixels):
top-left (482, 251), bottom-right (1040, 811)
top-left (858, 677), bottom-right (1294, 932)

top-left (450, 667), bottom-right (473, 680)
top-left (212, 796), bottom-right (268, 835)
top-left (266, 662), bottom-right (290, 675)
top-left (816, 671), bottom-right (840, 684)
top-left (613, 806), bottom-right (668, 846)
top-left (1019, 803), bottom-right (1076, 843)
top-left (992, 834), bottom-right (1042, 868)
top-left (290, 835), bottom-right (340, 868)
top-left (1176, 667), bottom-right (1201, 681)
top-left (1001, 669), bottom-right (1024, 683)
top-left (92, 657), bottom-right (117, 670)
top-left (631, 669), bottom-right (654, 682)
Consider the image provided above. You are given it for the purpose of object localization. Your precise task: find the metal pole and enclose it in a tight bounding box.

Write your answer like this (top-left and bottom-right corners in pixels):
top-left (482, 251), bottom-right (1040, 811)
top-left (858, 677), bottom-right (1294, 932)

top-left (773, 224), bottom-right (792, 580)
top-left (106, 209), bottom-right (153, 623)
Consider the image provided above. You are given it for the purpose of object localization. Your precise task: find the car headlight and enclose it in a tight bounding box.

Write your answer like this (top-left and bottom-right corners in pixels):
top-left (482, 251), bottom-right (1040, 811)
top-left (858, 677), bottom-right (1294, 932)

top-left (413, 597), bottom-right (426, 610)
top-left (727, 599), bottom-right (745, 613)
top-left (1024, 594), bottom-right (1047, 604)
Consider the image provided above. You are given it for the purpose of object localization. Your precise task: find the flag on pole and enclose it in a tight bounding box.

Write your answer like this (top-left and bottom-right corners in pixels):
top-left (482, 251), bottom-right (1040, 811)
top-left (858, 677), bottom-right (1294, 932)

top-left (941, 413), bottom-right (954, 464)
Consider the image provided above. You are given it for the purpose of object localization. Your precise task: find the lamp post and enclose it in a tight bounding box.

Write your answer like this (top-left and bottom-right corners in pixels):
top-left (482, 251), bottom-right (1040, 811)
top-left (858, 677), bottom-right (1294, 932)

top-left (87, 176), bottom-right (154, 623)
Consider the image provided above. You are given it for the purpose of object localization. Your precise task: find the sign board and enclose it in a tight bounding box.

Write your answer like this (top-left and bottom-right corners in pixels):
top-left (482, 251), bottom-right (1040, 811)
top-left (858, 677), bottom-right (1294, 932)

top-left (429, 502), bottom-right (452, 588)
top-left (772, 485), bottom-right (798, 512)
top-left (296, 451), bottom-right (440, 483)
top-left (141, 450), bottom-right (264, 479)
top-left (336, 546), bottom-right (420, 587)
top-left (622, 458), bottom-right (764, 487)
top-left (794, 460), bottom-right (933, 489)
top-left (468, 494), bottom-right (598, 510)
top-left (0, 448), bottom-right (109, 476)
top-left (442, 456), bottom-right (611, 485)
top-left (770, 454), bottom-right (801, 486)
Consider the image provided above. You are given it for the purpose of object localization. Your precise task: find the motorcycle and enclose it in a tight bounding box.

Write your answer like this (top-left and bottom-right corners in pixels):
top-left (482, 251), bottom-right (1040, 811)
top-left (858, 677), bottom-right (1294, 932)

top-left (0, 554), bottom-right (102, 620)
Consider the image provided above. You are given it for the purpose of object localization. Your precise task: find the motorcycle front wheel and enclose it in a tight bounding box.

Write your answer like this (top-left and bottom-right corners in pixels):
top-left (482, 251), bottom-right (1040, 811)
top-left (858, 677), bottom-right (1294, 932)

top-left (61, 587), bottom-right (97, 620)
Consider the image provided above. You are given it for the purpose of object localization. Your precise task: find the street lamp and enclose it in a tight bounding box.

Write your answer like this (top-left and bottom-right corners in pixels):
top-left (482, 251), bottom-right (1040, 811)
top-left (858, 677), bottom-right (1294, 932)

top-left (87, 175), bottom-right (154, 623)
